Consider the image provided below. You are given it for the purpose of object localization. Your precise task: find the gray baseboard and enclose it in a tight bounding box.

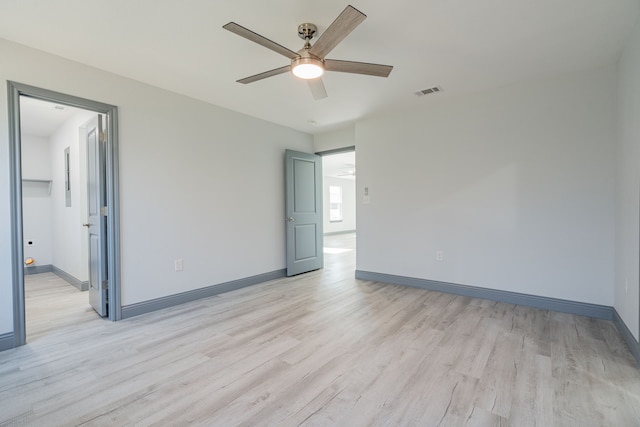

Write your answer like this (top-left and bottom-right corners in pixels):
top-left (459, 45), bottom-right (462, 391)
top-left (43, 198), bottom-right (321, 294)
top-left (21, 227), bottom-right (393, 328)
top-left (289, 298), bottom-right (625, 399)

top-left (0, 332), bottom-right (15, 352)
top-left (355, 270), bottom-right (613, 320)
top-left (52, 266), bottom-right (88, 291)
top-left (613, 309), bottom-right (640, 367)
top-left (121, 269), bottom-right (287, 319)
top-left (24, 264), bottom-right (53, 275)
top-left (324, 230), bottom-right (356, 236)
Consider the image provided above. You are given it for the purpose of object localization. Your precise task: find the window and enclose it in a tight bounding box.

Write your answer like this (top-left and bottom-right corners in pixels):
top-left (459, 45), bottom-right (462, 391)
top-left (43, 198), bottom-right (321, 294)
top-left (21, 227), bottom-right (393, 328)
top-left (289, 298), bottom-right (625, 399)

top-left (329, 185), bottom-right (343, 222)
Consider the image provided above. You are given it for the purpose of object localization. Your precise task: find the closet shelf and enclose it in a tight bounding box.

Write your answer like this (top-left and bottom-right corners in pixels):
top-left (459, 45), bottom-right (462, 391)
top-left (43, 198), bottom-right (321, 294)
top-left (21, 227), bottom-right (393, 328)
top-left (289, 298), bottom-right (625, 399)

top-left (22, 179), bottom-right (52, 195)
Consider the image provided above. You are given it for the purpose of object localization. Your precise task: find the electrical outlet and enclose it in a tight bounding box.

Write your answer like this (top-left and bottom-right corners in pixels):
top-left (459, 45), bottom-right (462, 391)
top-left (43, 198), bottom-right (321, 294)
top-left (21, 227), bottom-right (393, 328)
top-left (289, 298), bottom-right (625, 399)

top-left (174, 259), bottom-right (184, 272)
top-left (436, 250), bottom-right (444, 261)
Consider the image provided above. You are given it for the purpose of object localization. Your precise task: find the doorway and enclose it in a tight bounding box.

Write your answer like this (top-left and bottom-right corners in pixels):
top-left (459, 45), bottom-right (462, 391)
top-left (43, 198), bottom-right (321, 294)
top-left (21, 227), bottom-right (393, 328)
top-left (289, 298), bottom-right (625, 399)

top-left (8, 82), bottom-right (121, 348)
top-left (21, 98), bottom-right (107, 340)
top-left (319, 148), bottom-right (356, 271)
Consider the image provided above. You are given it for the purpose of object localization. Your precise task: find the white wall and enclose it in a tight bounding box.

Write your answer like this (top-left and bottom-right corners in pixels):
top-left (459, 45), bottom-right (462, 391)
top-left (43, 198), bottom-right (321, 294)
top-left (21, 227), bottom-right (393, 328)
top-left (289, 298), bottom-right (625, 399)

top-left (356, 65), bottom-right (617, 306)
top-left (21, 134), bottom-right (51, 179)
top-left (323, 176), bottom-right (356, 234)
top-left (49, 110), bottom-right (95, 281)
top-left (0, 38), bottom-right (313, 335)
top-left (314, 126), bottom-right (355, 153)
top-left (21, 134), bottom-right (53, 267)
top-left (616, 18), bottom-right (640, 341)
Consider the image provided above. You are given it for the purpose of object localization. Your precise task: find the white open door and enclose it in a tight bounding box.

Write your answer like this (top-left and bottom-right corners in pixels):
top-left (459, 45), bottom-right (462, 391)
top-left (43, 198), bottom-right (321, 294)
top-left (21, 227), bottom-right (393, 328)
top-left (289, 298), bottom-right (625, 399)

top-left (86, 115), bottom-right (108, 316)
top-left (285, 149), bottom-right (323, 276)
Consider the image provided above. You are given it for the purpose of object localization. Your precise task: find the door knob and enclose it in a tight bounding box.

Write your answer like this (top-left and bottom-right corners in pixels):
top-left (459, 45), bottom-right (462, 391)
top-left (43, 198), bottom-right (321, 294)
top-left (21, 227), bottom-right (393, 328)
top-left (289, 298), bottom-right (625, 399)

top-left (286, 217), bottom-right (295, 222)
top-left (82, 223), bottom-right (90, 227)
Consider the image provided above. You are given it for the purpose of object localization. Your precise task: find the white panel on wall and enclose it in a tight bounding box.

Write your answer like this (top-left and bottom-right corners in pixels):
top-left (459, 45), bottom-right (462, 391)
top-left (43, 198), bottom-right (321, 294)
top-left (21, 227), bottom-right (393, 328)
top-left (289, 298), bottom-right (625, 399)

top-left (356, 65), bottom-right (616, 306)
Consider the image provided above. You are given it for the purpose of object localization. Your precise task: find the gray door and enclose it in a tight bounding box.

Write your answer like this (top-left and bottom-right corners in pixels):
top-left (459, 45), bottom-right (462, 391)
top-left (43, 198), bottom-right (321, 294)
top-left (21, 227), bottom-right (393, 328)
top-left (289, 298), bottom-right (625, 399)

top-left (285, 149), bottom-right (323, 276)
top-left (87, 116), bottom-right (108, 317)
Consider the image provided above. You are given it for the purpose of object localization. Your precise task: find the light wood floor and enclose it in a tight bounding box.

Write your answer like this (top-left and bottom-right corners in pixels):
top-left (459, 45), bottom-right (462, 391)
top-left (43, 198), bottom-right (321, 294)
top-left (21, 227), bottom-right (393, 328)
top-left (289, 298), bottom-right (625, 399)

top-left (1, 233), bottom-right (639, 426)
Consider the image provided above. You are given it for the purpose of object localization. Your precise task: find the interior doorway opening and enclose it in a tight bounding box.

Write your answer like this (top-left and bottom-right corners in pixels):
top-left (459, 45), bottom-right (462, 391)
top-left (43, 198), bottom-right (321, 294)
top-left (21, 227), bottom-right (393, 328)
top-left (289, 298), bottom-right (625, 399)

top-left (319, 148), bottom-right (356, 271)
top-left (8, 82), bottom-right (121, 349)
top-left (20, 97), bottom-right (101, 341)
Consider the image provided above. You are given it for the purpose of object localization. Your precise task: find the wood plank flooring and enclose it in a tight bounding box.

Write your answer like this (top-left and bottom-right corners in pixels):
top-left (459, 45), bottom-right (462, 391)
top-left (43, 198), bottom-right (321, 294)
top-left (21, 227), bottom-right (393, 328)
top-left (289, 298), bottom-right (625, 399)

top-left (1, 233), bottom-right (639, 426)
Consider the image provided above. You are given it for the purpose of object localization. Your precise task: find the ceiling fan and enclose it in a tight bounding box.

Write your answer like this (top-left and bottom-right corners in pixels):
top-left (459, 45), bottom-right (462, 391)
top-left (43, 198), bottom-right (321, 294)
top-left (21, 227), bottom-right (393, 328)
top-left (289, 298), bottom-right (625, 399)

top-left (337, 162), bottom-right (356, 177)
top-left (223, 5), bottom-right (393, 100)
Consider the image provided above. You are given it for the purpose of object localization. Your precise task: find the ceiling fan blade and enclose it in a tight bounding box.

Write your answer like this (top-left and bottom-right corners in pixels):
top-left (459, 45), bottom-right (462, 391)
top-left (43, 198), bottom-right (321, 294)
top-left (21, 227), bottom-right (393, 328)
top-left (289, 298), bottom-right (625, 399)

top-left (309, 5), bottom-right (366, 59)
top-left (237, 65), bottom-right (291, 84)
top-left (307, 78), bottom-right (328, 100)
top-left (324, 59), bottom-right (393, 77)
top-left (223, 22), bottom-right (300, 60)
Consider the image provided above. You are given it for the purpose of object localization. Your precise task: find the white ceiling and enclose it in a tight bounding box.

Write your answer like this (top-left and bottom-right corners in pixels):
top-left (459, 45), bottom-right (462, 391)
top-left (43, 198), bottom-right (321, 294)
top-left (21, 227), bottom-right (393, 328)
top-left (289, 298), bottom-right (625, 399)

top-left (323, 151), bottom-right (356, 180)
top-left (1, 1), bottom-right (638, 135)
top-left (19, 96), bottom-right (87, 138)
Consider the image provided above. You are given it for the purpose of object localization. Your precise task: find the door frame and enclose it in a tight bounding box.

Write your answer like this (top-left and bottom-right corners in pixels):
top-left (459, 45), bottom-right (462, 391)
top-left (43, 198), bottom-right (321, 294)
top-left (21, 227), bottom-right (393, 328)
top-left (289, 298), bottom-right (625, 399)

top-left (7, 81), bottom-right (122, 348)
top-left (316, 145), bottom-right (356, 234)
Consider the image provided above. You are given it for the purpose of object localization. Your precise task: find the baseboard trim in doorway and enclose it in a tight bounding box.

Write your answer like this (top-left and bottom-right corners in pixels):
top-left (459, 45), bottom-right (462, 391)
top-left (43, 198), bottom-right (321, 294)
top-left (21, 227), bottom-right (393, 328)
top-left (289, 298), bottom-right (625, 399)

top-left (613, 309), bottom-right (640, 366)
top-left (0, 332), bottom-right (15, 352)
top-left (121, 269), bottom-right (287, 319)
top-left (24, 264), bottom-right (53, 275)
top-left (52, 266), bottom-right (88, 291)
top-left (355, 270), bottom-right (613, 320)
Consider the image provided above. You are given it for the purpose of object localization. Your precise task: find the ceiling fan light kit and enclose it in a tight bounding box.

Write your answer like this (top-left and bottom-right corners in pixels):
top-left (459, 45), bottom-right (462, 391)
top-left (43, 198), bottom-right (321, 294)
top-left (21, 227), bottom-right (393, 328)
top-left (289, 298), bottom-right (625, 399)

top-left (223, 4), bottom-right (393, 99)
top-left (291, 57), bottom-right (324, 79)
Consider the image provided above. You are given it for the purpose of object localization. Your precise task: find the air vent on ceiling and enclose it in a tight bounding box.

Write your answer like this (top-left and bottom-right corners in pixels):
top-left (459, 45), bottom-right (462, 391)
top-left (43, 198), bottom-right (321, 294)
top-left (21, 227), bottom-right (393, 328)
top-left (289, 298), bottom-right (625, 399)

top-left (414, 86), bottom-right (442, 97)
